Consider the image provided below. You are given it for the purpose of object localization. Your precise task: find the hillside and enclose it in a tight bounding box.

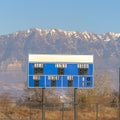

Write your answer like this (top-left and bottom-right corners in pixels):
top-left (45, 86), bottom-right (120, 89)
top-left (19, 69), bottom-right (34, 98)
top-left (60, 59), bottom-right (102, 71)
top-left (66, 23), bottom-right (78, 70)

top-left (0, 28), bottom-right (120, 94)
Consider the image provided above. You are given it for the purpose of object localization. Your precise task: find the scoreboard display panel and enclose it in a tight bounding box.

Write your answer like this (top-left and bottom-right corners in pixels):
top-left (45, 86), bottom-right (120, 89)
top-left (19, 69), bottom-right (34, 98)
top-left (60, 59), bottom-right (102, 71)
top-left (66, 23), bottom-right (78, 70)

top-left (28, 54), bottom-right (94, 88)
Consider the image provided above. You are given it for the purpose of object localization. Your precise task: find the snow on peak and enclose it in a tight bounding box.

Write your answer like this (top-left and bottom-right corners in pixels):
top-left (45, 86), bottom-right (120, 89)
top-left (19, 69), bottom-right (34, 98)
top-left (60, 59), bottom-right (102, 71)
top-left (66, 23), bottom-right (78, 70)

top-left (26, 30), bottom-right (30, 34)
top-left (5, 28), bottom-right (120, 42)
top-left (107, 32), bottom-right (120, 38)
top-left (50, 29), bottom-right (57, 33)
top-left (32, 28), bottom-right (43, 32)
top-left (103, 32), bottom-right (120, 41)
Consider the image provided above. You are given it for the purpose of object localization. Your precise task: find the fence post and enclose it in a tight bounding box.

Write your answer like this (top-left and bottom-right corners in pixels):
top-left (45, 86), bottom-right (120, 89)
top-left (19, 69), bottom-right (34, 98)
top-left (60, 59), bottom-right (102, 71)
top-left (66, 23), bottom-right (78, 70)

top-left (74, 88), bottom-right (78, 120)
top-left (30, 101), bottom-right (32, 120)
top-left (96, 103), bottom-right (98, 120)
top-left (42, 88), bottom-right (45, 120)
top-left (62, 103), bottom-right (64, 120)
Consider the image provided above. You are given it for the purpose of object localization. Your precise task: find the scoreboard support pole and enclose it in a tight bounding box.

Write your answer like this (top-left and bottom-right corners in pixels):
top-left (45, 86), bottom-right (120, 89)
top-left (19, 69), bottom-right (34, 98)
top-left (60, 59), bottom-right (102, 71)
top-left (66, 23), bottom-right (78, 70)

top-left (42, 88), bottom-right (45, 120)
top-left (74, 88), bottom-right (78, 120)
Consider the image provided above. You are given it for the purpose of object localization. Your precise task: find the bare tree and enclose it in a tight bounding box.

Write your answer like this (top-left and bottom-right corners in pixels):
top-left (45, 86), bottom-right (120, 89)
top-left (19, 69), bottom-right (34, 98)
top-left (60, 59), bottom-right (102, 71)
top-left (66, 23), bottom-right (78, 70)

top-left (77, 70), bottom-right (114, 105)
top-left (20, 81), bottom-right (59, 108)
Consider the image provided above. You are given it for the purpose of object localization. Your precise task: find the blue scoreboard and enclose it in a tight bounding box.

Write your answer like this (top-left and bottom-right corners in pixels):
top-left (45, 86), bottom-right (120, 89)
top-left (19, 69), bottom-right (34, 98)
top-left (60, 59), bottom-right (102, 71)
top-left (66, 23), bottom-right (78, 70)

top-left (28, 54), bottom-right (94, 88)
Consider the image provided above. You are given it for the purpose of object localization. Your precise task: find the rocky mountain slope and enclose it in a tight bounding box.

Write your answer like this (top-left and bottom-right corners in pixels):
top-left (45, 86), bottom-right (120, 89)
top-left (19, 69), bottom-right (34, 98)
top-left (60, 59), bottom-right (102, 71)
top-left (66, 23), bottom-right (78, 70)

top-left (0, 28), bottom-right (120, 94)
top-left (0, 28), bottom-right (120, 68)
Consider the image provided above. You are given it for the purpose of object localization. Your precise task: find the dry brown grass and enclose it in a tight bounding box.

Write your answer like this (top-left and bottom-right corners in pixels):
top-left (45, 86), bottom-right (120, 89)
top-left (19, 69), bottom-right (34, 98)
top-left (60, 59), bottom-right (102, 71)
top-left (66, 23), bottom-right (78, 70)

top-left (0, 105), bottom-right (118, 120)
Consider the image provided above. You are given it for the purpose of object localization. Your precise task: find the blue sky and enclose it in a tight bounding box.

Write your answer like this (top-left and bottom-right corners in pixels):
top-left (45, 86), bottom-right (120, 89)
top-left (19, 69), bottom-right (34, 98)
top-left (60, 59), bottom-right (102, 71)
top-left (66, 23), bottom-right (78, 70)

top-left (0, 0), bottom-right (120, 35)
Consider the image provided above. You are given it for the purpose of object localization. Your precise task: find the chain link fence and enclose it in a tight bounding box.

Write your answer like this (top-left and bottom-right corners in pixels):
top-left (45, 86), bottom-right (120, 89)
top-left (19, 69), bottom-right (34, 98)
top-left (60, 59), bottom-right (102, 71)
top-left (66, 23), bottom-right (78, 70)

top-left (0, 66), bottom-right (119, 120)
top-left (0, 101), bottom-right (119, 120)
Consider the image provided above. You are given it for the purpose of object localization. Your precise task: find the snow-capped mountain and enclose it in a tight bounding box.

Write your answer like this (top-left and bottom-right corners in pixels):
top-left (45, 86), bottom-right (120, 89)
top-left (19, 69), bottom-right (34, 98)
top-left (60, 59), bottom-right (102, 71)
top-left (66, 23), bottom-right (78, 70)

top-left (0, 28), bottom-right (120, 67)
top-left (0, 28), bottom-right (120, 94)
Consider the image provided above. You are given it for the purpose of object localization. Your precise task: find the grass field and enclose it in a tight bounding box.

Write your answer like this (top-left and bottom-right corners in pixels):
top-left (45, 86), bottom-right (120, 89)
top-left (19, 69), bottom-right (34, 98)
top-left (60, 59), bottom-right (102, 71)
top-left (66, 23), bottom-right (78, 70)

top-left (0, 103), bottom-right (118, 120)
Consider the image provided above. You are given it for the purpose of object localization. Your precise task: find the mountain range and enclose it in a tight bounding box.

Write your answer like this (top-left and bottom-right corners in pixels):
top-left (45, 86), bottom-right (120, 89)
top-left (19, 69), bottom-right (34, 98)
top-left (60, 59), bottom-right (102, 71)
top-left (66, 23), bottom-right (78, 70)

top-left (0, 28), bottom-right (120, 95)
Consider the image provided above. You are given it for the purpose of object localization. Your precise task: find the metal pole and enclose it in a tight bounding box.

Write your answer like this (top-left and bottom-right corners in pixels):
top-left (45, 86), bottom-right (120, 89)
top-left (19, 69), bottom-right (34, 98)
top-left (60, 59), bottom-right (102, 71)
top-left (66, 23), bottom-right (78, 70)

top-left (30, 101), bottom-right (32, 120)
top-left (117, 68), bottom-right (120, 120)
top-left (62, 103), bottom-right (64, 120)
top-left (42, 88), bottom-right (45, 120)
top-left (96, 103), bottom-right (98, 120)
top-left (28, 97), bottom-right (32, 120)
top-left (74, 88), bottom-right (78, 120)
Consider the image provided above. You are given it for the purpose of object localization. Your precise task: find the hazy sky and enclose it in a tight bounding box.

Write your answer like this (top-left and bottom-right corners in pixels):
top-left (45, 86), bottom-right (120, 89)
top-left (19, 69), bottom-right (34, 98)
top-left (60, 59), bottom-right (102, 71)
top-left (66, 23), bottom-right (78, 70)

top-left (0, 0), bottom-right (120, 35)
